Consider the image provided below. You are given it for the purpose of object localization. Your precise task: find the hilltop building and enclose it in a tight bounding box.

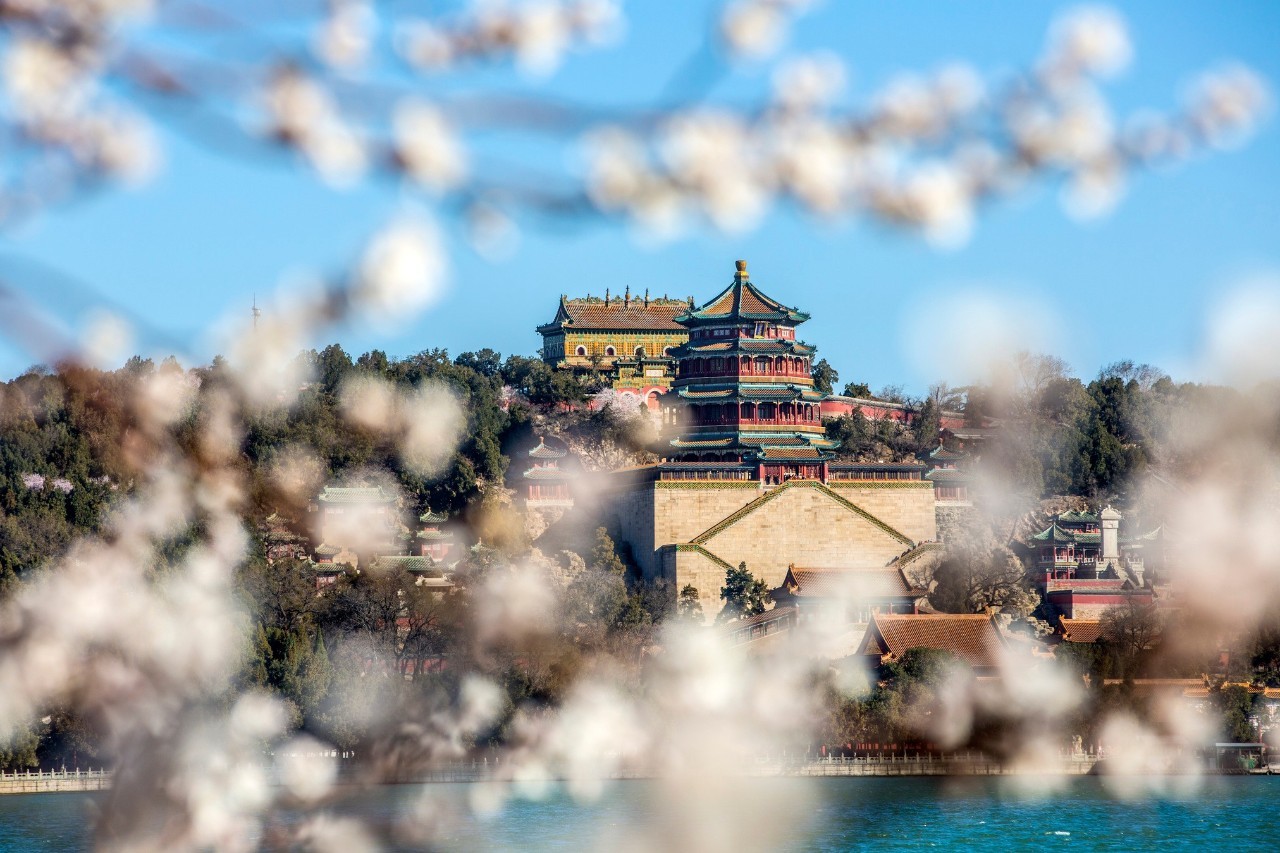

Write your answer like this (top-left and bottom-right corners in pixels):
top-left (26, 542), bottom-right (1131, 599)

top-left (1032, 506), bottom-right (1149, 587)
top-left (861, 613), bottom-right (1007, 677)
top-left (416, 508), bottom-right (455, 562)
top-left (820, 395), bottom-right (967, 431)
top-left (610, 261), bottom-right (938, 619)
top-left (523, 437), bottom-right (574, 508)
top-left (924, 442), bottom-right (972, 506)
top-left (310, 485), bottom-right (400, 564)
top-left (658, 260), bottom-right (838, 481)
top-left (536, 289), bottom-right (692, 403)
top-left (1032, 506), bottom-right (1159, 619)
top-left (772, 566), bottom-right (926, 623)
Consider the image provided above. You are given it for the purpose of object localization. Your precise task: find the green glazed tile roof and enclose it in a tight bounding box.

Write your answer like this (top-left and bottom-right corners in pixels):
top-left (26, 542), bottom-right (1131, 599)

top-left (528, 438), bottom-right (566, 459)
top-left (318, 486), bottom-right (396, 504)
top-left (523, 466), bottom-right (572, 480)
top-left (674, 339), bottom-right (815, 357)
top-left (670, 437), bottom-right (736, 448)
top-left (677, 385), bottom-right (822, 403)
top-left (419, 508), bottom-right (448, 523)
top-left (1032, 523), bottom-right (1079, 545)
top-left (1058, 510), bottom-right (1099, 523)
top-left (927, 445), bottom-right (967, 462)
top-left (370, 555), bottom-right (444, 574)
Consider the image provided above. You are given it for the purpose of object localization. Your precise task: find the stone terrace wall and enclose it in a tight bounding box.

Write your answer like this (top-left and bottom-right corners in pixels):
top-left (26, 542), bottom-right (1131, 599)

top-left (827, 482), bottom-right (937, 544)
top-left (610, 477), bottom-right (939, 619)
top-left (693, 484), bottom-right (920, 590)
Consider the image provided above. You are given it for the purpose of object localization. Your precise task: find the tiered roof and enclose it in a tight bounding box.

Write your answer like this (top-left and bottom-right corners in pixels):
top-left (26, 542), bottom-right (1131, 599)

top-left (672, 338), bottom-right (815, 357)
top-left (927, 445), bottom-right (967, 464)
top-left (1120, 526), bottom-right (1162, 548)
top-left (756, 447), bottom-right (824, 460)
top-left (528, 438), bottom-right (566, 459)
top-left (676, 261), bottom-right (809, 326)
top-left (670, 432), bottom-right (839, 453)
top-left (523, 466), bottom-right (572, 480)
top-left (665, 260), bottom-right (836, 464)
top-left (675, 384), bottom-right (826, 403)
top-left (1031, 523), bottom-right (1084, 545)
top-left (417, 508), bottom-right (453, 541)
top-left (1058, 510), bottom-right (1099, 524)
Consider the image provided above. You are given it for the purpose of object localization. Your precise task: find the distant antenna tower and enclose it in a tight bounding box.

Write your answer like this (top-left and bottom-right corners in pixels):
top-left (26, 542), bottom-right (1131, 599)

top-left (252, 295), bottom-right (261, 331)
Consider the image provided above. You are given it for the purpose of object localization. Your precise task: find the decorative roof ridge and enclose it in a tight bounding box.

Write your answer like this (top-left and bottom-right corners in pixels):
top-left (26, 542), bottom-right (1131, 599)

top-left (528, 437), bottom-right (567, 459)
top-left (874, 612), bottom-right (995, 620)
top-left (675, 260), bottom-right (809, 326)
top-left (318, 485), bottom-right (395, 503)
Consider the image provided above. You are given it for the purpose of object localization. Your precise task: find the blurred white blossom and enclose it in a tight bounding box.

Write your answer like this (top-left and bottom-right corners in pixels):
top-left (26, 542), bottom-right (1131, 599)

top-left (314, 1), bottom-right (376, 70)
top-left (394, 100), bottom-right (468, 192)
top-left (354, 216), bottom-right (448, 325)
top-left (264, 71), bottom-right (367, 186)
top-left (1044, 5), bottom-right (1132, 80)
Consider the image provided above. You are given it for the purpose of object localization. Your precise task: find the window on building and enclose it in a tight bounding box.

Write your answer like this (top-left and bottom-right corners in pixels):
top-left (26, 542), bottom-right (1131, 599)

top-left (575, 345), bottom-right (587, 356)
top-left (605, 346), bottom-right (616, 356)
top-left (635, 346), bottom-right (646, 358)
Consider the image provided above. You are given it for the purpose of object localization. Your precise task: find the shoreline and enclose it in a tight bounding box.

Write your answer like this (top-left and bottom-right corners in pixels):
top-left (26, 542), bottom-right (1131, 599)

top-left (5, 757), bottom-right (1274, 797)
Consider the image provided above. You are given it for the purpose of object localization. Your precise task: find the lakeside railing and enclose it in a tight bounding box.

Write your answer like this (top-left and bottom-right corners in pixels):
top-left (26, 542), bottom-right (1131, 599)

top-left (370, 753), bottom-right (1103, 783)
top-left (8, 750), bottom-right (1269, 795)
top-left (0, 767), bottom-right (113, 794)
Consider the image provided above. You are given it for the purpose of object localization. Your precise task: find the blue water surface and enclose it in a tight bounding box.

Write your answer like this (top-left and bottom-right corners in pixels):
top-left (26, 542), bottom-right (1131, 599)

top-left (1, 776), bottom-right (1276, 851)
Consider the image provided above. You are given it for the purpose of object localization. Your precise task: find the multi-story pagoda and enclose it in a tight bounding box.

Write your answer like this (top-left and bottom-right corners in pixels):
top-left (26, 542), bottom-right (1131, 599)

top-left (416, 508), bottom-right (455, 561)
top-left (661, 260), bottom-right (837, 483)
top-left (523, 437), bottom-right (574, 507)
top-left (924, 442), bottom-right (971, 504)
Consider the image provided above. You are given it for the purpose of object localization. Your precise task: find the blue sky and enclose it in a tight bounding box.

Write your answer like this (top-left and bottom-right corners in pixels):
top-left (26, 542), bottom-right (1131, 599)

top-left (2, 0), bottom-right (1278, 392)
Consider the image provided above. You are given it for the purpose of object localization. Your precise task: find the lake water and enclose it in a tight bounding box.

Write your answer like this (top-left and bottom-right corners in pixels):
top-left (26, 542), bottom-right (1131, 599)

top-left (1, 776), bottom-right (1276, 850)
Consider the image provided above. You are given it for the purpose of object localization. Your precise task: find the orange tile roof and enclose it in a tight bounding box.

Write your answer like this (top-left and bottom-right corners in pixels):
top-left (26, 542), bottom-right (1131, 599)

top-left (558, 298), bottom-right (689, 330)
top-left (788, 567), bottom-right (919, 599)
top-left (866, 614), bottom-right (1005, 671)
top-left (1059, 619), bottom-right (1105, 644)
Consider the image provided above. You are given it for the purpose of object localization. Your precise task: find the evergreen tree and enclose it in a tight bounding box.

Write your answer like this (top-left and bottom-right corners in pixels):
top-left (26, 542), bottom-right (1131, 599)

top-left (719, 562), bottom-right (769, 621)
top-left (589, 527), bottom-right (627, 576)
top-left (810, 359), bottom-right (839, 396)
top-left (298, 630), bottom-right (333, 714)
top-left (676, 585), bottom-right (704, 622)
top-left (841, 381), bottom-right (872, 399)
top-left (913, 397), bottom-right (940, 450)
